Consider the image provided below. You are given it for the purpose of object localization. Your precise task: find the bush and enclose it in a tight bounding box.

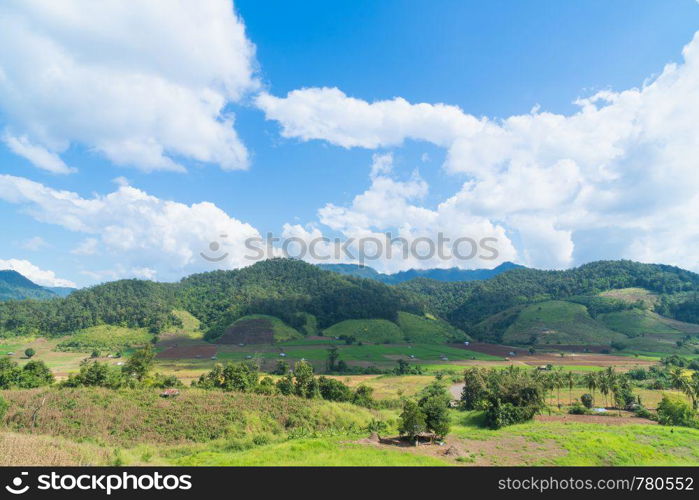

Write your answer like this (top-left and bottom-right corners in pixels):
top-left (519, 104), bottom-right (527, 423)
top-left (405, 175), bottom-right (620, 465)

top-left (485, 400), bottom-right (537, 429)
top-left (580, 393), bottom-right (593, 409)
top-left (569, 402), bottom-right (589, 415)
top-left (634, 406), bottom-right (654, 420)
top-left (24, 348), bottom-right (36, 358)
top-left (0, 395), bottom-right (8, 420)
top-left (657, 395), bottom-right (697, 428)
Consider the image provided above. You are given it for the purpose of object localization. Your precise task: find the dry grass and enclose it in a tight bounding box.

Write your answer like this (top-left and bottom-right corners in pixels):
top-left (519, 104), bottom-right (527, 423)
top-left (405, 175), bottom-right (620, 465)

top-left (0, 432), bottom-right (113, 466)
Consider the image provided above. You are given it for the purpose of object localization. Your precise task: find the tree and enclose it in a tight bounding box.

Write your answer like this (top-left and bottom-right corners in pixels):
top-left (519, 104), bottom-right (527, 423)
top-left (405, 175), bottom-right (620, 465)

top-left (552, 369), bottom-right (564, 408)
top-left (460, 368), bottom-right (488, 410)
top-left (326, 346), bottom-right (339, 372)
top-left (122, 344), bottom-right (155, 381)
top-left (418, 385), bottom-right (451, 440)
top-left (398, 400), bottom-right (426, 445)
top-left (657, 394), bottom-right (697, 428)
top-left (565, 372), bottom-right (575, 405)
top-left (24, 348), bottom-right (35, 359)
top-left (584, 372), bottom-right (598, 407)
top-left (293, 360), bottom-right (315, 398)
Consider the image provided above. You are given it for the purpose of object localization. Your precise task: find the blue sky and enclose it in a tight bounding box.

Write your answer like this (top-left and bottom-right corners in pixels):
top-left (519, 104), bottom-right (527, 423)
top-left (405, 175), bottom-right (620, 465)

top-left (1, 0), bottom-right (699, 287)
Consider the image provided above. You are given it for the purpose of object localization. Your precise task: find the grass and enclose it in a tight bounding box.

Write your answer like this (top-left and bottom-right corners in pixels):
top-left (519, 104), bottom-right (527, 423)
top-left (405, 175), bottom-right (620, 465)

top-left (451, 411), bottom-right (699, 466)
top-left (216, 342), bottom-right (501, 364)
top-left (598, 308), bottom-right (683, 337)
top-left (323, 319), bottom-right (404, 343)
top-left (328, 374), bottom-right (436, 400)
top-left (396, 311), bottom-right (468, 343)
top-left (170, 310), bottom-right (203, 339)
top-left (503, 300), bottom-right (627, 345)
top-left (600, 287), bottom-right (659, 308)
top-left (169, 437), bottom-right (449, 466)
top-left (1, 388), bottom-right (379, 447)
top-left (55, 325), bottom-right (151, 353)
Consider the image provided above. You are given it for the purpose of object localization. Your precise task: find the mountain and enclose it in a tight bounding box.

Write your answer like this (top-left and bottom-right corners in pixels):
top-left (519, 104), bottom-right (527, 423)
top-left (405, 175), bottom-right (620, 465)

top-left (2, 259), bottom-right (699, 353)
top-left (318, 261), bottom-right (524, 284)
top-left (44, 286), bottom-right (76, 298)
top-left (0, 270), bottom-right (57, 301)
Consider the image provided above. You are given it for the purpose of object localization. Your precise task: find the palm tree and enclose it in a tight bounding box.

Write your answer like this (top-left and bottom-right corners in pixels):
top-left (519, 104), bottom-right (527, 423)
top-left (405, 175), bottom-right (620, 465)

top-left (689, 372), bottom-right (699, 410)
top-left (584, 372), bottom-right (597, 407)
top-left (565, 371), bottom-right (575, 405)
top-left (669, 366), bottom-right (688, 393)
top-left (552, 369), bottom-right (564, 409)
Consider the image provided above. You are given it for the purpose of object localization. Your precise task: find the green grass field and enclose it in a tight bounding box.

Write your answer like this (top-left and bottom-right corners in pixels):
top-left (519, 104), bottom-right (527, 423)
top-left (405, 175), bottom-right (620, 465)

top-left (323, 319), bottom-right (404, 343)
top-left (55, 325), bottom-right (152, 353)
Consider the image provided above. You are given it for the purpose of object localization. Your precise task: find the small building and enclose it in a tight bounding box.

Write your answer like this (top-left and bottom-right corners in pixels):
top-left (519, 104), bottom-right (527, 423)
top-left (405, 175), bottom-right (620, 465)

top-left (463, 341), bottom-right (470, 346)
top-left (279, 353), bottom-right (286, 357)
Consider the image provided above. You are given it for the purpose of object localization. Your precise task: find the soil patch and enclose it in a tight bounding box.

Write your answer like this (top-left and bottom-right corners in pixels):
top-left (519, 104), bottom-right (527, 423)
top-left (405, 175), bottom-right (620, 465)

top-left (216, 318), bottom-right (275, 345)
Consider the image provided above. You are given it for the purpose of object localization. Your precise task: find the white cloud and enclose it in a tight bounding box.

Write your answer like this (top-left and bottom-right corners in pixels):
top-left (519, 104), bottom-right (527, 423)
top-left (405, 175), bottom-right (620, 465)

top-left (2, 134), bottom-right (75, 174)
top-left (0, 174), bottom-right (262, 281)
top-left (283, 154), bottom-right (517, 273)
top-left (261, 32), bottom-right (699, 270)
top-left (20, 236), bottom-right (49, 251)
top-left (0, 258), bottom-right (75, 287)
top-left (0, 0), bottom-right (257, 173)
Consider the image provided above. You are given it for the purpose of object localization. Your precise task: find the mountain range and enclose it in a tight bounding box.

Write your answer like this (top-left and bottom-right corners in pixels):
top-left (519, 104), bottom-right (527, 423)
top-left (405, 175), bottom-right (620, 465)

top-left (317, 261), bottom-right (524, 284)
top-left (0, 270), bottom-right (76, 301)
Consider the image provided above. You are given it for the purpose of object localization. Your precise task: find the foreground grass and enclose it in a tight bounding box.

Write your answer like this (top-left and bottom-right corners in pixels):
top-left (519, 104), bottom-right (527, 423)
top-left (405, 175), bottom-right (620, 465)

top-left (451, 411), bottom-right (699, 466)
top-left (169, 437), bottom-right (449, 466)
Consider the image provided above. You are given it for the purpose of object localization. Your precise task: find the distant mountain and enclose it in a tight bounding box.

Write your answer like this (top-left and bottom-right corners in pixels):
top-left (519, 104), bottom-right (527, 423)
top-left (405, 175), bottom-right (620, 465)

top-left (45, 286), bottom-right (76, 298)
top-left (0, 270), bottom-right (57, 301)
top-left (318, 262), bottom-right (525, 284)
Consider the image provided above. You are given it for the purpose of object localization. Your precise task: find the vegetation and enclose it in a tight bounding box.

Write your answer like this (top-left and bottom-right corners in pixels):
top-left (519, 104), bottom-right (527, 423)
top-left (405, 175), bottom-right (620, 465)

top-left (0, 357), bottom-right (54, 389)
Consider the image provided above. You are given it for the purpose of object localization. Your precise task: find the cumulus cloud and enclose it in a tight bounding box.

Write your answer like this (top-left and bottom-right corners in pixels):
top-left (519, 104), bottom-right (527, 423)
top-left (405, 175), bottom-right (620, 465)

top-left (260, 32), bottom-right (699, 270)
top-left (0, 0), bottom-right (257, 173)
top-left (0, 258), bottom-right (75, 287)
top-left (0, 174), bottom-right (262, 281)
top-left (282, 154), bottom-right (517, 273)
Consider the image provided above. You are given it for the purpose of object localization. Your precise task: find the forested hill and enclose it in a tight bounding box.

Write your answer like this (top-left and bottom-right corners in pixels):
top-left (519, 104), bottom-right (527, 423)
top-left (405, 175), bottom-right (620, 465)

top-left (318, 261), bottom-right (523, 284)
top-left (2, 259), bottom-right (699, 343)
top-left (0, 270), bottom-right (57, 301)
top-left (0, 259), bottom-right (423, 338)
top-left (399, 260), bottom-right (699, 330)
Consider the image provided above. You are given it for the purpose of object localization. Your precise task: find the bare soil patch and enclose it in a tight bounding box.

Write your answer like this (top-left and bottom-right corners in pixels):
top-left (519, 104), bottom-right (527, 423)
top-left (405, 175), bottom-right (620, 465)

top-left (156, 345), bottom-right (217, 359)
top-left (353, 434), bottom-right (565, 466)
top-left (215, 318), bottom-right (275, 345)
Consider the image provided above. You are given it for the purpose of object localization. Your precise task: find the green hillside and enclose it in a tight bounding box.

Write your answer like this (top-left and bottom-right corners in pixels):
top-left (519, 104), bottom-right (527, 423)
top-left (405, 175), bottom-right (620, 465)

top-left (502, 300), bottom-right (627, 345)
top-left (323, 319), bottom-right (403, 343)
top-left (396, 311), bottom-right (469, 343)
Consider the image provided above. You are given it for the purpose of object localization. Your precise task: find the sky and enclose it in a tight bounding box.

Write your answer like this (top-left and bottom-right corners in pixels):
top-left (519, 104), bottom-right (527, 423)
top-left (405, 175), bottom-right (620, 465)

top-left (1, 0), bottom-right (699, 288)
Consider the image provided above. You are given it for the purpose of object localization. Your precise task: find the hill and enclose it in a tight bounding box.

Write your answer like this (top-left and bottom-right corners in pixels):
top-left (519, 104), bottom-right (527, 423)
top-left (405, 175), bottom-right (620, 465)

top-left (3, 259), bottom-right (699, 352)
top-left (318, 261), bottom-right (523, 284)
top-left (0, 270), bottom-right (57, 301)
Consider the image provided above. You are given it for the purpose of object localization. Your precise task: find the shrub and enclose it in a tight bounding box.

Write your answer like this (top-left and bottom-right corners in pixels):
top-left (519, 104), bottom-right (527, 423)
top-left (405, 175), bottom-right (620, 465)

top-left (24, 348), bottom-right (36, 358)
top-left (580, 393), bottom-right (593, 409)
top-left (0, 395), bottom-right (8, 420)
top-left (657, 395), bottom-right (697, 428)
top-left (569, 402), bottom-right (588, 415)
top-left (485, 400), bottom-right (537, 429)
